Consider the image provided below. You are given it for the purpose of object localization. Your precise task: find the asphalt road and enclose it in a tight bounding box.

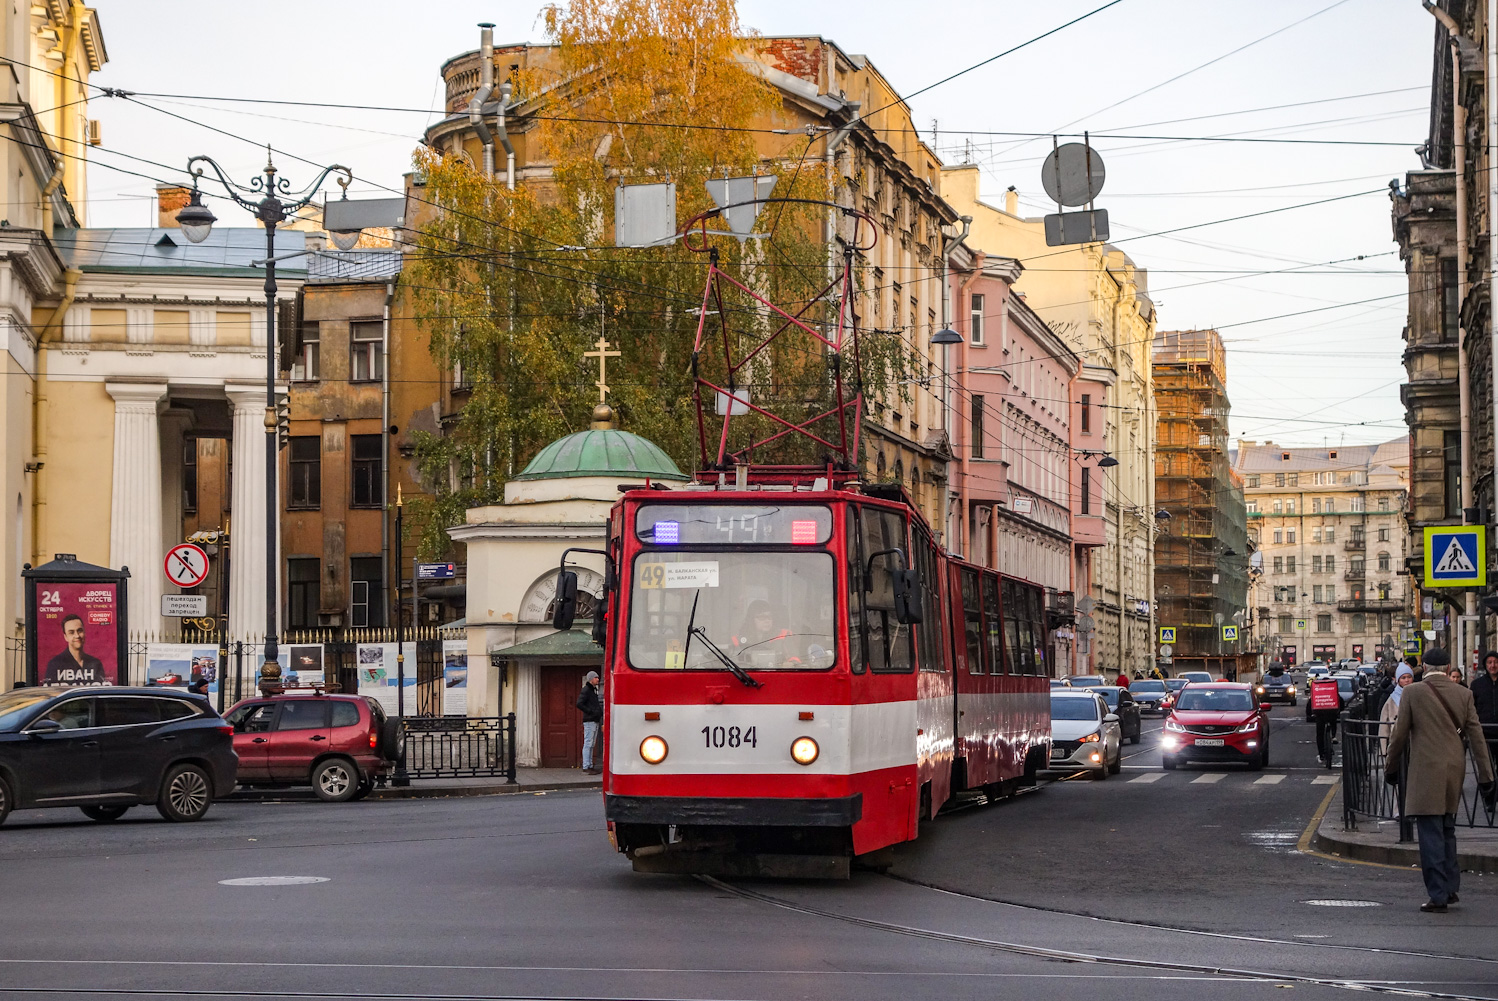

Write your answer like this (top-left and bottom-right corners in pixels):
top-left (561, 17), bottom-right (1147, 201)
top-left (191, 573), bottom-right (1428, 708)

top-left (0, 705), bottom-right (1492, 1001)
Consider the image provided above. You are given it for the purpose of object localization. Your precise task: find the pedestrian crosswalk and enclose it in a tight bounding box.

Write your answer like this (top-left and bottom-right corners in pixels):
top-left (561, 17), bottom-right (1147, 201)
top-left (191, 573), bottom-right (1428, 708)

top-left (1190, 773), bottom-right (1226, 784)
top-left (1254, 774), bottom-right (1286, 785)
top-left (1122, 770), bottom-right (1336, 786)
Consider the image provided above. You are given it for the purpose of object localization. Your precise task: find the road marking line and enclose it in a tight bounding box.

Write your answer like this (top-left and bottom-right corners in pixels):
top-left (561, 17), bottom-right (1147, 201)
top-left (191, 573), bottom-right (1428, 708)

top-left (1254, 774), bottom-right (1286, 785)
top-left (1129, 773), bottom-right (1165, 783)
top-left (1312, 775), bottom-right (1340, 784)
top-left (1190, 773), bottom-right (1226, 784)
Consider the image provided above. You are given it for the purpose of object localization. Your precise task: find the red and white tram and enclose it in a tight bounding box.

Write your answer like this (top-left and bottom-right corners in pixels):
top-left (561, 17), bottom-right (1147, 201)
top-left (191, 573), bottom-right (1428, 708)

top-left (546, 200), bottom-right (1053, 877)
top-left (552, 477), bottom-right (1051, 878)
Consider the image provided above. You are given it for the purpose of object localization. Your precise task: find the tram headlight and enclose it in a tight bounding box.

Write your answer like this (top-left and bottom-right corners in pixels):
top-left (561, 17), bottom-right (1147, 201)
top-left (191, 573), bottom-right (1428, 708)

top-left (639, 735), bottom-right (668, 765)
top-left (790, 736), bottom-right (819, 765)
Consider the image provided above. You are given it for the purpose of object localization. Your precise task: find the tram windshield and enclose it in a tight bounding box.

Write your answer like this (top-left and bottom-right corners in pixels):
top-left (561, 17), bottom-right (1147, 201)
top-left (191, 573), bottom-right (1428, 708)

top-left (628, 551), bottom-right (837, 671)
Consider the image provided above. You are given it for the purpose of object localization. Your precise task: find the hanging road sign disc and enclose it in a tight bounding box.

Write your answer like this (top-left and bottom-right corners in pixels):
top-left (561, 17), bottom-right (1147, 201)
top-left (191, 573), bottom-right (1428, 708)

top-left (164, 543), bottom-right (210, 588)
top-left (1041, 143), bottom-right (1106, 207)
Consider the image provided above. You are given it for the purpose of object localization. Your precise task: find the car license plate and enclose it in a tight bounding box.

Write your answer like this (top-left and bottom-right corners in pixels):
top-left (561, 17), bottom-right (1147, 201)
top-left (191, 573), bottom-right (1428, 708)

top-left (1194, 738), bottom-right (1225, 746)
top-left (1051, 749), bottom-right (1066, 759)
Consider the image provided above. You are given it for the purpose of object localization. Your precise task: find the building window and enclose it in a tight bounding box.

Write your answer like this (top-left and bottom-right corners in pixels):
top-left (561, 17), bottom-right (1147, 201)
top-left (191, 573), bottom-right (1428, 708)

top-left (287, 436), bottom-right (320, 510)
top-left (351, 320), bottom-right (383, 382)
top-left (1326, 554), bottom-right (1335, 573)
top-left (1312, 498), bottom-right (1321, 514)
top-left (1246, 500), bottom-right (1257, 513)
top-left (350, 556), bottom-right (384, 628)
top-left (1273, 556), bottom-right (1284, 574)
top-left (1350, 612), bottom-right (1366, 633)
top-left (1325, 527), bottom-right (1335, 544)
top-left (1378, 526), bottom-right (1389, 542)
top-left (1288, 473), bottom-right (1298, 487)
top-left (971, 395), bottom-right (984, 459)
top-left (1378, 552), bottom-right (1390, 572)
top-left (1081, 466), bottom-right (1091, 515)
top-left (1378, 496), bottom-right (1389, 512)
top-left (1316, 614), bottom-right (1331, 632)
top-left (1273, 530), bottom-right (1282, 544)
top-left (1445, 429), bottom-right (1461, 519)
top-left (1324, 497), bottom-right (1335, 513)
top-left (1286, 499), bottom-right (1295, 514)
top-left (1441, 257), bottom-right (1459, 342)
top-left (1275, 473), bottom-right (1285, 487)
top-left (351, 435), bottom-right (383, 508)
top-left (1351, 496), bottom-right (1365, 513)
top-left (1287, 529), bottom-right (1296, 544)
top-left (1313, 585), bottom-right (1323, 603)
top-left (1080, 394), bottom-right (1091, 433)
top-left (1287, 556), bottom-right (1296, 573)
top-left (1247, 475), bottom-right (1259, 488)
top-left (292, 322), bottom-right (320, 382)
top-left (1351, 556), bottom-right (1365, 575)
top-left (1378, 583), bottom-right (1391, 600)
top-left (1326, 585), bottom-right (1334, 602)
top-left (1277, 614), bottom-right (1293, 634)
top-left (183, 438), bottom-right (197, 515)
top-left (1313, 527), bottom-right (1322, 542)
top-left (1312, 555), bottom-right (1322, 573)
top-left (287, 558), bottom-right (319, 630)
top-left (1273, 500), bottom-right (1282, 514)
top-left (970, 293), bottom-right (985, 346)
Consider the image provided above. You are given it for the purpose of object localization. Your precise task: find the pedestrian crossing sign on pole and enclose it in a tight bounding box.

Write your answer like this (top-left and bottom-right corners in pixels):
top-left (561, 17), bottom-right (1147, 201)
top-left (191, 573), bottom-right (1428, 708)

top-left (1159, 626), bottom-right (1176, 643)
top-left (1295, 618), bottom-right (1307, 631)
top-left (1423, 526), bottom-right (1486, 588)
top-left (1222, 625), bottom-right (1238, 641)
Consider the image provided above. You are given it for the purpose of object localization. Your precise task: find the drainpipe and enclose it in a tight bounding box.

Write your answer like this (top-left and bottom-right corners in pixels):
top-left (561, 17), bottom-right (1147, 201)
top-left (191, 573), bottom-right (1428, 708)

top-left (1113, 283), bottom-right (1126, 669)
top-left (957, 254), bottom-right (982, 562)
top-left (33, 267), bottom-right (82, 563)
top-left (382, 281), bottom-right (393, 629)
top-left (39, 161), bottom-right (64, 234)
top-left (469, 24), bottom-right (496, 178)
top-left (1424, 1), bottom-right (1477, 661)
top-left (497, 81), bottom-right (516, 191)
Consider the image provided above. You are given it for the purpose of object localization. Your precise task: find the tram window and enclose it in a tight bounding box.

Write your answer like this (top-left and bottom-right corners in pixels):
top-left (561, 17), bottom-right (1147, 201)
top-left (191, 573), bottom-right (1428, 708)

top-left (626, 551), bottom-right (838, 671)
top-left (1002, 579), bottom-right (1022, 675)
top-left (915, 526), bottom-right (944, 672)
top-left (981, 574), bottom-right (1004, 674)
top-left (960, 568), bottom-right (984, 675)
top-left (1025, 586), bottom-right (1045, 676)
top-left (846, 508), bottom-right (865, 674)
top-left (862, 507), bottom-right (913, 673)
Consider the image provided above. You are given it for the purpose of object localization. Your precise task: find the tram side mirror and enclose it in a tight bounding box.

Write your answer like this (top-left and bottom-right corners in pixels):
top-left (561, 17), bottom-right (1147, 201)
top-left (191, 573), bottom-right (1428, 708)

top-left (591, 602), bottom-right (607, 647)
top-left (552, 570), bottom-right (579, 631)
top-left (893, 568), bottom-right (922, 625)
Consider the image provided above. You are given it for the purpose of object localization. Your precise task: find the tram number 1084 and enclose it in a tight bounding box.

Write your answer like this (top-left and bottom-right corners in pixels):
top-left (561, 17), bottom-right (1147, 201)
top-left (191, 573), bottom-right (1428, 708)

top-left (702, 725), bottom-right (758, 749)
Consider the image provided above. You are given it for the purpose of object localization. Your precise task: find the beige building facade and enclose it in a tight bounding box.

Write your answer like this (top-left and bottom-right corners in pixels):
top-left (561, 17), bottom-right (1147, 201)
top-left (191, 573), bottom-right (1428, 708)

top-left (1235, 439), bottom-right (1411, 666)
top-left (941, 167), bottom-right (1158, 673)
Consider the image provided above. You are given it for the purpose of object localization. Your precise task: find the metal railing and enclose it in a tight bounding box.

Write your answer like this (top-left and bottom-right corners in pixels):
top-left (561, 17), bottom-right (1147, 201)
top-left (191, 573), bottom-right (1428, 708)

top-left (1341, 716), bottom-right (1497, 838)
top-left (399, 714), bottom-right (517, 783)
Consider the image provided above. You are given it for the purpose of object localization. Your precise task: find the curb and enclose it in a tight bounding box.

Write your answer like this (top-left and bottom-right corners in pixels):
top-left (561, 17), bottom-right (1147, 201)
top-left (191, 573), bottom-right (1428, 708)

top-left (1312, 827), bottom-right (1498, 874)
top-left (226, 781), bottom-right (601, 804)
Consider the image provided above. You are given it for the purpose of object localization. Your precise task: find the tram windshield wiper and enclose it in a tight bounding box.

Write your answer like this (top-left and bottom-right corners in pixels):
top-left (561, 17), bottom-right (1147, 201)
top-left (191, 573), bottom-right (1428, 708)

top-left (689, 627), bottom-right (763, 689)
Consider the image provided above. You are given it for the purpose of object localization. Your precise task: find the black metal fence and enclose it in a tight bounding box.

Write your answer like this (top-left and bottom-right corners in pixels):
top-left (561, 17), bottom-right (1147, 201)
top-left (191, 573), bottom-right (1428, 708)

top-left (399, 714), bottom-right (517, 782)
top-left (1341, 716), bottom-right (1497, 837)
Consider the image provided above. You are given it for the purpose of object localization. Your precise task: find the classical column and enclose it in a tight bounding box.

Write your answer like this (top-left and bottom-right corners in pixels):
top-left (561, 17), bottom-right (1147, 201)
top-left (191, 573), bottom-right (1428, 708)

top-left (226, 384), bottom-right (271, 643)
top-left (515, 661), bottom-right (541, 767)
top-left (106, 382), bottom-right (168, 636)
top-left (158, 409), bottom-right (193, 587)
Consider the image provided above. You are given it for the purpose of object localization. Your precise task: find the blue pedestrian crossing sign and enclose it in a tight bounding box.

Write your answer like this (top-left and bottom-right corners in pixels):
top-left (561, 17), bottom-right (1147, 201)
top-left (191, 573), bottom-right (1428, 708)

top-left (1222, 625), bottom-right (1238, 641)
top-left (1159, 626), bottom-right (1176, 643)
top-left (1423, 526), bottom-right (1486, 588)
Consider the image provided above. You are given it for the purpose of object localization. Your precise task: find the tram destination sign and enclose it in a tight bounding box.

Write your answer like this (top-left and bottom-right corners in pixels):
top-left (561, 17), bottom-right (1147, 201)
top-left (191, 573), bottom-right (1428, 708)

top-left (636, 504), bottom-right (832, 546)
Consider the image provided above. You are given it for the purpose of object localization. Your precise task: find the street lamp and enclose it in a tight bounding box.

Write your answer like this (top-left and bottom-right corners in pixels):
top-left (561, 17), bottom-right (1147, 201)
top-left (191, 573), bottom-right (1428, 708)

top-left (181, 148), bottom-right (355, 675)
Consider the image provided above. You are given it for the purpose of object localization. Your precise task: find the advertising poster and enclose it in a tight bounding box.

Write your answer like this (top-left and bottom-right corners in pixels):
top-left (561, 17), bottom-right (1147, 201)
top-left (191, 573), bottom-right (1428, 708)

top-left (284, 644), bottom-right (325, 687)
top-left (442, 639), bottom-right (468, 717)
top-left (145, 643), bottom-right (220, 694)
top-left (36, 582), bottom-right (119, 686)
top-left (355, 642), bottom-right (416, 716)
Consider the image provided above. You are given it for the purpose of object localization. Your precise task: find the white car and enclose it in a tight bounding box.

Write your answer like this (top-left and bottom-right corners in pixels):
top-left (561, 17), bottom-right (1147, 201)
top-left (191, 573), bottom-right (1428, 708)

top-left (1047, 690), bottom-right (1122, 779)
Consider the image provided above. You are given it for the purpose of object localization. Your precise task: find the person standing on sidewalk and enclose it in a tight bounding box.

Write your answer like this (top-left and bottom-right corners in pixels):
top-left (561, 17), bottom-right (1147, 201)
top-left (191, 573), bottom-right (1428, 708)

top-left (1474, 651), bottom-right (1498, 778)
top-left (577, 671), bottom-right (604, 774)
top-left (1384, 655), bottom-right (1496, 913)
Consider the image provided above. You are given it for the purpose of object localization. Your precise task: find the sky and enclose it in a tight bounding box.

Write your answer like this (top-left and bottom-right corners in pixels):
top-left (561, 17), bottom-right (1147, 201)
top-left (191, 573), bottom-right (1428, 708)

top-left (84, 0), bottom-right (1434, 447)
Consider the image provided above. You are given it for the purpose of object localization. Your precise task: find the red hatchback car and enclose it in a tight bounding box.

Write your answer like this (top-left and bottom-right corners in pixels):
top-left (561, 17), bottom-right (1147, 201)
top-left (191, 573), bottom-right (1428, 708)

top-left (1160, 682), bottom-right (1270, 771)
top-left (224, 693), bottom-right (400, 801)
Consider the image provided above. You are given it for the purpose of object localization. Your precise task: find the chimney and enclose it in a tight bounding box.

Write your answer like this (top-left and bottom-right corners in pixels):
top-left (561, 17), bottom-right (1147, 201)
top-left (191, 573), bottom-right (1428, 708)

top-left (1005, 186), bottom-right (1018, 215)
top-left (156, 184), bottom-right (192, 228)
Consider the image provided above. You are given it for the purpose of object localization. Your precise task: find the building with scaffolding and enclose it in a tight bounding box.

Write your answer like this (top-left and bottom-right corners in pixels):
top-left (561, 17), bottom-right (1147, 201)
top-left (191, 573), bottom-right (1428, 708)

top-left (1152, 330), bottom-right (1250, 676)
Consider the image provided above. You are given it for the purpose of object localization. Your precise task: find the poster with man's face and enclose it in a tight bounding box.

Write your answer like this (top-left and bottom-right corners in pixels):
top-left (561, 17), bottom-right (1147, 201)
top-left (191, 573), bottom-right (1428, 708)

top-left (36, 582), bottom-right (119, 686)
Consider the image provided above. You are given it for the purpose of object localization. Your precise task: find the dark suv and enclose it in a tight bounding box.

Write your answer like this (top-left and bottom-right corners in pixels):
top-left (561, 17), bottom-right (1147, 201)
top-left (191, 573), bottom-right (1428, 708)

top-left (1256, 667), bottom-right (1297, 706)
top-left (224, 693), bottom-right (399, 801)
top-left (0, 686), bottom-right (237, 826)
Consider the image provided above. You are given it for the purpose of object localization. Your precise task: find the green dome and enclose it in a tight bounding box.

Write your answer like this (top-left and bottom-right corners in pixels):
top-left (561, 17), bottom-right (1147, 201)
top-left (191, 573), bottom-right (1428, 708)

top-left (513, 427), bottom-right (689, 482)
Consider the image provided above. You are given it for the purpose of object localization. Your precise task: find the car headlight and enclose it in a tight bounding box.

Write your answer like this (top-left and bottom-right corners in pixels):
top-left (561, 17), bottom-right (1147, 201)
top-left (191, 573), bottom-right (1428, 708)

top-left (1078, 731), bottom-right (1100, 743)
top-left (790, 736), bottom-right (819, 765)
top-left (1255, 685), bottom-right (1265, 693)
top-left (1165, 719), bottom-right (1186, 732)
top-left (1288, 686), bottom-right (1296, 694)
top-left (1161, 736), bottom-right (1179, 749)
top-left (639, 735), bottom-right (668, 764)
top-left (1236, 720), bottom-right (1260, 733)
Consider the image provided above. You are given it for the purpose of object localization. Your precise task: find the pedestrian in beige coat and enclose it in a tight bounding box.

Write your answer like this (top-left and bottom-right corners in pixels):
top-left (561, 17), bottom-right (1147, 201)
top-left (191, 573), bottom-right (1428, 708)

top-left (1385, 670), bottom-right (1496, 912)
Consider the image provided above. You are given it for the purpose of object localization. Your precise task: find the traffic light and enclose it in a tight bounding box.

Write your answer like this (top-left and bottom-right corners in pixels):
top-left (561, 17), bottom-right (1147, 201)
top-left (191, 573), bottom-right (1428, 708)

top-left (275, 392), bottom-right (291, 451)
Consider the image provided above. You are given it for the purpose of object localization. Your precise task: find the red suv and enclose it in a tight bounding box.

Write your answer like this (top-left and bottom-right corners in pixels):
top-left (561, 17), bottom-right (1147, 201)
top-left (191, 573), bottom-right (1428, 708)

top-left (1160, 683), bottom-right (1270, 771)
top-left (224, 693), bottom-right (400, 801)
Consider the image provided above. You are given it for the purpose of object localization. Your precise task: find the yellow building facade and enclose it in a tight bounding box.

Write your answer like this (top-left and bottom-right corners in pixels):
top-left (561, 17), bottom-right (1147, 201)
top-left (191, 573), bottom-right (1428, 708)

top-left (941, 166), bottom-right (1158, 673)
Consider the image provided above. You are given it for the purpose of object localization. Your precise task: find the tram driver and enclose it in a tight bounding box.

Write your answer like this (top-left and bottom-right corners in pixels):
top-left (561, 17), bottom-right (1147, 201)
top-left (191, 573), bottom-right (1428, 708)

top-left (732, 600), bottom-right (803, 668)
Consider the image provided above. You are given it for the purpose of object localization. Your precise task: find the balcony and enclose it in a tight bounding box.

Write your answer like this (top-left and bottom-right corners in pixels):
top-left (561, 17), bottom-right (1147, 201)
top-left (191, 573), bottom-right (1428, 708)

top-left (1337, 598), bottom-right (1403, 613)
top-left (1344, 568), bottom-right (1366, 581)
top-left (1344, 538), bottom-right (1365, 551)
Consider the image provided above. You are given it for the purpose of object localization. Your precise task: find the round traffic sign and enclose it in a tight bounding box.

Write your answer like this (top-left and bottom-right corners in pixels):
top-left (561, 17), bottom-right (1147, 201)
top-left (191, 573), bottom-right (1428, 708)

top-left (1041, 143), bottom-right (1106, 207)
top-left (164, 543), bottom-right (210, 588)
top-left (1159, 643), bottom-right (1173, 656)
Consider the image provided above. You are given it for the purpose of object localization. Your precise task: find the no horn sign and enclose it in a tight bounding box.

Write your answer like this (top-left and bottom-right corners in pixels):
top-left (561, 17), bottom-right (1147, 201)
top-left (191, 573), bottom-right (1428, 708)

top-left (1423, 526), bottom-right (1486, 588)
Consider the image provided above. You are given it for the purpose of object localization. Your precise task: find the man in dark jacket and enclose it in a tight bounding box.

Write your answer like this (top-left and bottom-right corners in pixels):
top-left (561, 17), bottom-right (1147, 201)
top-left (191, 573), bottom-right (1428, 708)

top-left (1474, 651), bottom-right (1498, 778)
top-left (576, 671), bottom-right (604, 774)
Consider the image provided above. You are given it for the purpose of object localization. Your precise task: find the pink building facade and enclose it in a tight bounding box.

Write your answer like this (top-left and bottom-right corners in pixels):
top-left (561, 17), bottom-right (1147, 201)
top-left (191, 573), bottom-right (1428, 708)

top-left (945, 250), bottom-right (1106, 675)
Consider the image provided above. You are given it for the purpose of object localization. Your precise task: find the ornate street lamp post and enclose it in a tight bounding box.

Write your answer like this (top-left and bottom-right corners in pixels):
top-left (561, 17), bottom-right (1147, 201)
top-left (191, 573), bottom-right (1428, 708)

top-left (178, 149), bottom-right (355, 674)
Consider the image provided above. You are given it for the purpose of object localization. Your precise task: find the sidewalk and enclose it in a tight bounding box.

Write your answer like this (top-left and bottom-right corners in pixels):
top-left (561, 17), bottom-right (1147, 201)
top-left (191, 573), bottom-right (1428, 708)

top-left (229, 767), bottom-right (601, 803)
top-left (1311, 785), bottom-right (1498, 873)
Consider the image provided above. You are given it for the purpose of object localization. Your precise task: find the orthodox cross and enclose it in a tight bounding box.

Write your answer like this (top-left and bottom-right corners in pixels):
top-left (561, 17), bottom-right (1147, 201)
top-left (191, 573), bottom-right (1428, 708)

top-left (583, 334), bottom-right (621, 404)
